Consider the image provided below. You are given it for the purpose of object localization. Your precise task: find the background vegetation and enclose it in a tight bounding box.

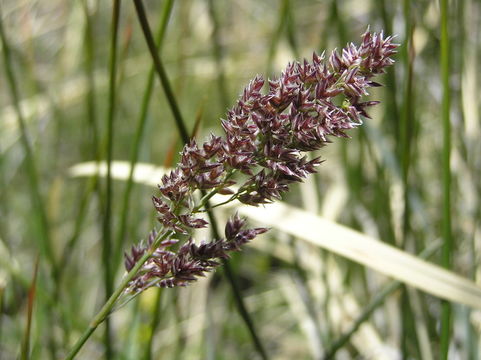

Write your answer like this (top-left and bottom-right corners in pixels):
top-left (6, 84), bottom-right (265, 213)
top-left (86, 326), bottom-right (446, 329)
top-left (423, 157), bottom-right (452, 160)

top-left (1, 0), bottom-right (480, 359)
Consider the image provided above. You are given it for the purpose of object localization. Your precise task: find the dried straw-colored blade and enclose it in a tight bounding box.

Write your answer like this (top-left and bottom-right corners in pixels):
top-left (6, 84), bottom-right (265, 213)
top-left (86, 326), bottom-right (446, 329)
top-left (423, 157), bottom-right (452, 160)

top-left (69, 161), bottom-right (161, 186)
top-left (235, 201), bottom-right (481, 310)
top-left (69, 161), bottom-right (481, 310)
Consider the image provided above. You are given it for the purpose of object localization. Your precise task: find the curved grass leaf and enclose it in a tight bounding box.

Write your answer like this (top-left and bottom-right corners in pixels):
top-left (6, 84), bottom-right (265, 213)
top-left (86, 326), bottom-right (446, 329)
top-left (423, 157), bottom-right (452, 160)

top-left (69, 161), bottom-right (481, 310)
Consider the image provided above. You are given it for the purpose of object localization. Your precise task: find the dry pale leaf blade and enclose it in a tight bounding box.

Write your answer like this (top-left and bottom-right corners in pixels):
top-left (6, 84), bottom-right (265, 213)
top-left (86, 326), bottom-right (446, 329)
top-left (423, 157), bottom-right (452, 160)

top-left (69, 161), bottom-right (161, 186)
top-left (69, 161), bottom-right (481, 310)
top-left (236, 202), bottom-right (481, 310)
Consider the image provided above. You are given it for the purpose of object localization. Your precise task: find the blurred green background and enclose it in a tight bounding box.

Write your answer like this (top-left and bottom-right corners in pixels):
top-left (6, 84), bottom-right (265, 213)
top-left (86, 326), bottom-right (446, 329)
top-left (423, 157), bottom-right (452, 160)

top-left (1, 0), bottom-right (480, 359)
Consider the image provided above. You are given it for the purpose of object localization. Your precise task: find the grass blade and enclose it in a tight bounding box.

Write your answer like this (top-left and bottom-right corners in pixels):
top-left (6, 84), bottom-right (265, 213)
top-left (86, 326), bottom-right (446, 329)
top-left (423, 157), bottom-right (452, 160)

top-left (440, 0), bottom-right (453, 357)
top-left (132, 0), bottom-right (189, 143)
top-left (323, 241), bottom-right (440, 359)
top-left (207, 0), bottom-right (229, 110)
top-left (113, 0), bottom-right (175, 279)
top-left (102, 0), bottom-right (122, 357)
top-left (69, 161), bottom-right (481, 310)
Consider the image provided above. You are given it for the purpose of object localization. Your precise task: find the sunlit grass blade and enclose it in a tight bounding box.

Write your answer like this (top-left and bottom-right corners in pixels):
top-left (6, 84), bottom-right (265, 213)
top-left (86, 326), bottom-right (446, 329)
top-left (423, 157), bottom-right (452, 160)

top-left (440, 0), bottom-right (453, 357)
top-left (237, 201), bottom-right (481, 309)
top-left (460, 0), bottom-right (480, 358)
top-left (323, 241), bottom-right (439, 359)
top-left (69, 161), bottom-right (481, 310)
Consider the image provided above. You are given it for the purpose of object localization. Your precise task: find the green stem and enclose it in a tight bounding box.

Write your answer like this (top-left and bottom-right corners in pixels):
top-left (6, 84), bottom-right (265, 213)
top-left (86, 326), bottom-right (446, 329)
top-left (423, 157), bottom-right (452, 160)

top-left (207, 0), bottom-right (229, 110)
top-left (143, 288), bottom-right (164, 360)
top-left (198, 194), bottom-right (239, 212)
top-left (193, 169), bottom-right (237, 212)
top-left (64, 230), bottom-right (171, 360)
top-left (207, 213), bottom-right (269, 360)
top-left (133, 0), bottom-right (190, 144)
top-left (113, 0), bottom-right (175, 279)
top-left (440, 0), bottom-right (452, 357)
top-left (400, 1), bottom-right (416, 357)
top-left (133, 2), bottom-right (268, 357)
top-left (102, 1), bottom-right (122, 358)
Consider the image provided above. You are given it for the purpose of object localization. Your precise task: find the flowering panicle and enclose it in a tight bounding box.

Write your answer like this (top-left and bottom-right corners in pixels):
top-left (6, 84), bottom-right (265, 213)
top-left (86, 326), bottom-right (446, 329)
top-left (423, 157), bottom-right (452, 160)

top-left (124, 30), bottom-right (398, 292)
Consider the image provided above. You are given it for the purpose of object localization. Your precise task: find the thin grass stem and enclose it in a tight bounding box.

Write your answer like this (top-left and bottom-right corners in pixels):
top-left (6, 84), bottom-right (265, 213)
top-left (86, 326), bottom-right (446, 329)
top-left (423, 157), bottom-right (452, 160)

top-left (132, 2), bottom-right (268, 357)
top-left (113, 0), bottom-right (175, 275)
top-left (64, 230), bottom-right (171, 360)
top-left (132, 0), bottom-right (189, 144)
top-left (102, 1), bottom-right (122, 357)
top-left (143, 288), bottom-right (163, 360)
top-left (440, 0), bottom-right (453, 357)
top-left (207, 0), bottom-right (229, 110)
top-left (399, 1), bottom-right (419, 357)
top-left (323, 241), bottom-right (441, 359)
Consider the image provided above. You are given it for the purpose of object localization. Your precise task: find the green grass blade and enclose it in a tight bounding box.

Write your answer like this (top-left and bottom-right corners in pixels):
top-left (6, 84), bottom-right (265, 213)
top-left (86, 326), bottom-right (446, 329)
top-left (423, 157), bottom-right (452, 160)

top-left (323, 241), bottom-right (441, 359)
top-left (133, 0), bottom-right (189, 143)
top-left (207, 0), bottom-right (229, 110)
top-left (440, 0), bottom-right (453, 357)
top-left (113, 0), bottom-right (175, 277)
top-left (102, 0), bottom-right (122, 357)
top-left (143, 289), bottom-right (164, 360)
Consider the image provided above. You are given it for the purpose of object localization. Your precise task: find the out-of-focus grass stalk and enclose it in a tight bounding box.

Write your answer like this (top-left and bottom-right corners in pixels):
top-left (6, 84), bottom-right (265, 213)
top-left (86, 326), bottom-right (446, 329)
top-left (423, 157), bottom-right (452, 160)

top-left (289, 240), bottom-right (323, 356)
top-left (207, 0), bottom-right (229, 110)
top-left (460, 0), bottom-right (478, 357)
top-left (102, 1), bottom-right (122, 358)
top-left (324, 2), bottom-right (360, 204)
top-left (0, 6), bottom-right (57, 277)
top-left (132, 1), bottom-right (268, 358)
top-left (57, 0), bottom-right (103, 287)
top-left (56, 4), bottom-right (105, 348)
top-left (266, 0), bottom-right (285, 74)
top-left (371, 0), bottom-right (400, 246)
top-left (82, 0), bottom-right (100, 161)
top-left (20, 257), bottom-right (39, 360)
top-left (143, 289), bottom-right (164, 360)
top-left (319, 2), bottom-right (348, 346)
top-left (375, 0), bottom-right (399, 136)
top-left (440, 0), bottom-right (452, 357)
top-left (400, 0), bottom-right (415, 245)
top-left (323, 241), bottom-right (441, 359)
top-left (132, 0), bottom-right (189, 143)
top-left (267, 0), bottom-right (298, 75)
top-left (0, 120), bottom-right (8, 245)
top-left (283, 0), bottom-right (299, 59)
top-left (113, 0), bottom-right (175, 279)
top-left (64, 231), bottom-right (172, 360)
top-left (399, 1), bottom-right (420, 358)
